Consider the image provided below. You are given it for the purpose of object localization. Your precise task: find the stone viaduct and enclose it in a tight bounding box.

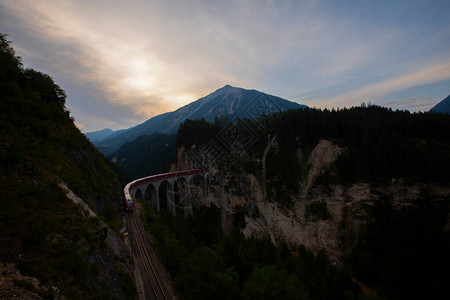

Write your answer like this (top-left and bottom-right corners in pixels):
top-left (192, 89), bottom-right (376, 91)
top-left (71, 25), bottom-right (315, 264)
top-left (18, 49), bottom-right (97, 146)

top-left (124, 169), bottom-right (204, 217)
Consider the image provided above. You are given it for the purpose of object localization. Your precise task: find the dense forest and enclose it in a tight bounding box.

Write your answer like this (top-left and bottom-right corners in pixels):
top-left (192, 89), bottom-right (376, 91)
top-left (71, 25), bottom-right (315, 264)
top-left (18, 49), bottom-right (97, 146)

top-left (144, 194), bottom-right (449, 300)
top-left (143, 204), bottom-right (364, 300)
top-left (346, 198), bottom-right (449, 300)
top-left (268, 105), bottom-right (450, 183)
top-left (0, 34), bottom-right (135, 298)
top-left (178, 105), bottom-right (450, 185)
top-left (110, 133), bottom-right (177, 180)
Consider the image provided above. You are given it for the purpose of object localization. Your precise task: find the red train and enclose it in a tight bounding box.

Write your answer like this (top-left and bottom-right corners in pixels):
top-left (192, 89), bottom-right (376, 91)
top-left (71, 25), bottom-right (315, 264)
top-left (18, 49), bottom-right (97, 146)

top-left (122, 169), bottom-right (204, 211)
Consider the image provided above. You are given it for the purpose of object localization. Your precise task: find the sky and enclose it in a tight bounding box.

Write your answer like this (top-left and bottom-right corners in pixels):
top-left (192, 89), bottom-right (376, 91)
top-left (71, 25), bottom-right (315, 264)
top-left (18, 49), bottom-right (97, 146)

top-left (1, 0), bottom-right (449, 132)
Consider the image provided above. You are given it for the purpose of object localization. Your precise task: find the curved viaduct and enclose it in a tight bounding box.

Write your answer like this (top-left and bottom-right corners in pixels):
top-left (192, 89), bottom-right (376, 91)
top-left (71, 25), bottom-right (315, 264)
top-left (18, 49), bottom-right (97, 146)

top-left (124, 169), bottom-right (204, 217)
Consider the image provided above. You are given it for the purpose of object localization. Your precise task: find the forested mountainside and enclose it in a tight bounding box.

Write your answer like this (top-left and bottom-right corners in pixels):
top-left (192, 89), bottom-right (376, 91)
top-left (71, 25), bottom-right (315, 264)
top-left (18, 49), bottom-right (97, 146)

top-left (179, 105), bottom-right (450, 185)
top-left (0, 34), bottom-right (135, 299)
top-left (110, 133), bottom-right (177, 180)
top-left (159, 106), bottom-right (450, 300)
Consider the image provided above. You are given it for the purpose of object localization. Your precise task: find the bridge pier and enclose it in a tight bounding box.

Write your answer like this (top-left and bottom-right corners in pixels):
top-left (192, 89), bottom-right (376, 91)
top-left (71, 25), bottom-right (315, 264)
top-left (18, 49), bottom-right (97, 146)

top-left (184, 178), bottom-right (193, 218)
top-left (167, 178), bottom-right (176, 216)
top-left (150, 182), bottom-right (160, 212)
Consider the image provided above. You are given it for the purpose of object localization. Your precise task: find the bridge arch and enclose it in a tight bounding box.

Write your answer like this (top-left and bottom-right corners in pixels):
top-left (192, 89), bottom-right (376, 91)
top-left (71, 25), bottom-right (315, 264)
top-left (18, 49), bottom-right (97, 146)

top-left (158, 180), bottom-right (175, 215)
top-left (145, 184), bottom-right (158, 210)
top-left (134, 188), bottom-right (144, 200)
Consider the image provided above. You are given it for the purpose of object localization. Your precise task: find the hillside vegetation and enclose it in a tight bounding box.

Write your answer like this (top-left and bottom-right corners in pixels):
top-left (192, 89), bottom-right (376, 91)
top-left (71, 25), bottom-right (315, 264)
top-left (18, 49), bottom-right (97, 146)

top-left (143, 204), bottom-right (359, 300)
top-left (0, 34), bottom-right (135, 299)
top-left (110, 133), bottom-right (176, 180)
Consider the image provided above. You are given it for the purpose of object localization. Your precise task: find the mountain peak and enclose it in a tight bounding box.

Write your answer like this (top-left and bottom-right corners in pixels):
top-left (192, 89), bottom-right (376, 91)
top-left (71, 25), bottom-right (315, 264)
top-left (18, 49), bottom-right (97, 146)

top-left (430, 94), bottom-right (450, 114)
top-left (217, 84), bottom-right (236, 91)
top-left (94, 85), bottom-right (307, 155)
top-left (85, 128), bottom-right (114, 142)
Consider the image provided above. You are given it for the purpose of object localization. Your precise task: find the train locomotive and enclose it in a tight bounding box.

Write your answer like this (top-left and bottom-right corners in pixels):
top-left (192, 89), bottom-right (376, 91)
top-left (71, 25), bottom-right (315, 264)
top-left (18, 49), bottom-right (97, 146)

top-left (123, 186), bottom-right (134, 211)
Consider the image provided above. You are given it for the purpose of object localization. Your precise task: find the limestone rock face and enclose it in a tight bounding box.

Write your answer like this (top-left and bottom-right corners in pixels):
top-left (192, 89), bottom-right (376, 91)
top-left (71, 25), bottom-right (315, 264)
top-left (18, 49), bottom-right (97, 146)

top-left (177, 138), bottom-right (450, 263)
top-left (0, 263), bottom-right (63, 300)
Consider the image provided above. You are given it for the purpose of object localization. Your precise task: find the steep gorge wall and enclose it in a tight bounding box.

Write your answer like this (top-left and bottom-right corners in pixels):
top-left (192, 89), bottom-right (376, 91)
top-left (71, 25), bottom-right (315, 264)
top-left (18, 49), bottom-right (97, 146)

top-left (176, 137), bottom-right (450, 263)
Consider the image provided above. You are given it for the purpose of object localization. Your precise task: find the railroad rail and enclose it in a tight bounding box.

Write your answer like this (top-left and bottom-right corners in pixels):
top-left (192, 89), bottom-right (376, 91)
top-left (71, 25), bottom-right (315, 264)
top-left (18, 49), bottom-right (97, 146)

top-left (128, 211), bottom-right (173, 299)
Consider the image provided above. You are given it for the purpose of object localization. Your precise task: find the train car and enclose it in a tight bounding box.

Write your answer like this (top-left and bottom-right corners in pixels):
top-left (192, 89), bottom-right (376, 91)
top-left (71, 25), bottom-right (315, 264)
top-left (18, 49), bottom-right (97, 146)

top-left (123, 184), bottom-right (134, 211)
top-left (123, 196), bottom-right (134, 211)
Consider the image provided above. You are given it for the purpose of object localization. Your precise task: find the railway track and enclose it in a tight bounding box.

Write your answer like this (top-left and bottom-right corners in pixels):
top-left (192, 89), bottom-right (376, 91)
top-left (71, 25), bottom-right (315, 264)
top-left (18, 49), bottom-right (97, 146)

top-left (128, 211), bottom-right (174, 300)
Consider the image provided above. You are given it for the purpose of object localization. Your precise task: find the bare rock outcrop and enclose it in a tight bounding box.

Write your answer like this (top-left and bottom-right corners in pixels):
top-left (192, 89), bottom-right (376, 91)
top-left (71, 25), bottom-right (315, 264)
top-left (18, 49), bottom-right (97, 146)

top-left (0, 263), bottom-right (63, 300)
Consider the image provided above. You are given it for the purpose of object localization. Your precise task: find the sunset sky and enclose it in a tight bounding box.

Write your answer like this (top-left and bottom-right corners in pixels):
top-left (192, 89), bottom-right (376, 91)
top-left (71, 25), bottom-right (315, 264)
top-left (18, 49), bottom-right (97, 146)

top-left (1, 0), bottom-right (449, 132)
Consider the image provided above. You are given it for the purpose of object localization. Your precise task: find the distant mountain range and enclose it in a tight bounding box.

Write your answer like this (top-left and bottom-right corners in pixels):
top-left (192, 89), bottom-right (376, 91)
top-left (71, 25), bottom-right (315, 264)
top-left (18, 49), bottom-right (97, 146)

top-left (84, 128), bottom-right (114, 142)
top-left (430, 94), bottom-right (450, 114)
top-left (87, 85), bottom-right (307, 155)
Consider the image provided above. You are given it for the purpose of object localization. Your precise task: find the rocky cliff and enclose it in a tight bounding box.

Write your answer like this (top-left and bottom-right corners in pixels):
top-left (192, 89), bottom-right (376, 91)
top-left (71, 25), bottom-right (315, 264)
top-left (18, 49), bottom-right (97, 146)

top-left (175, 137), bottom-right (450, 263)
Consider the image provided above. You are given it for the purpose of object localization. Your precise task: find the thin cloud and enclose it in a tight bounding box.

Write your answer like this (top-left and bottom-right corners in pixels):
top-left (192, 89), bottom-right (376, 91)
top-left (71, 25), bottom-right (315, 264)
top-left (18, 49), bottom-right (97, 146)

top-left (1, 0), bottom-right (449, 131)
top-left (316, 60), bottom-right (450, 108)
top-left (381, 97), bottom-right (438, 112)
